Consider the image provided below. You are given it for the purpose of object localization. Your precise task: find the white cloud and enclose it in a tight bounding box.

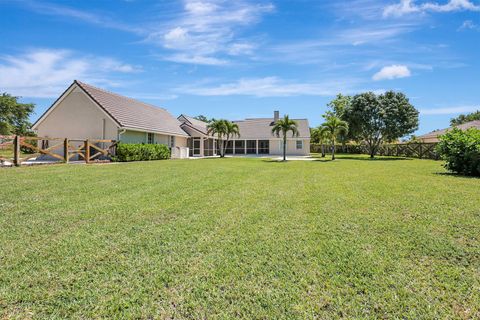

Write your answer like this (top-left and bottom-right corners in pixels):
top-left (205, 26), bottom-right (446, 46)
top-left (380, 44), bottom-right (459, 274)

top-left (384, 0), bottom-right (480, 17)
top-left (420, 105), bottom-right (479, 115)
top-left (146, 0), bottom-right (274, 65)
top-left (372, 65), bottom-right (411, 80)
top-left (176, 76), bottom-right (359, 97)
top-left (422, 0), bottom-right (480, 12)
top-left (383, 0), bottom-right (420, 17)
top-left (163, 54), bottom-right (228, 66)
top-left (0, 49), bottom-right (139, 98)
top-left (21, 1), bottom-right (143, 34)
top-left (458, 19), bottom-right (480, 30)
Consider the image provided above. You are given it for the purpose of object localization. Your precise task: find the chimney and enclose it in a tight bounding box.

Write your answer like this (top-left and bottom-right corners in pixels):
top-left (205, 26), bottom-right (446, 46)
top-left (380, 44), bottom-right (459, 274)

top-left (274, 110), bottom-right (279, 122)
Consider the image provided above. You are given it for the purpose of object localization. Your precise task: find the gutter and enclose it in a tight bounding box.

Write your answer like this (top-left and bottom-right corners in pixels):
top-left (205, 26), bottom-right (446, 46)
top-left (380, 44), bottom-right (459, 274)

top-left (118, 128), bottom-right (126, 141)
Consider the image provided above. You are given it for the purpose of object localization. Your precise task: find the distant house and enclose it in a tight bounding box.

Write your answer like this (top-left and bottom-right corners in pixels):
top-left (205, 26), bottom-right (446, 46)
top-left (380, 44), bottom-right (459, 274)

top-left (33, 81), bottom-right (310, 158)
top-left (417, 120), bottom-right (480, 143)
top-left (179, 111), bottom-right (310, 157)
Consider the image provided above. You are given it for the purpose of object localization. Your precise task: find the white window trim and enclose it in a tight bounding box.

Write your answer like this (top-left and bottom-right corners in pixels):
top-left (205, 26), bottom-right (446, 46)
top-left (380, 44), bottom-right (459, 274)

top-left (296, 140), bottom-right (303, 150)
top-left (147, 132), bottom-right (155, 144)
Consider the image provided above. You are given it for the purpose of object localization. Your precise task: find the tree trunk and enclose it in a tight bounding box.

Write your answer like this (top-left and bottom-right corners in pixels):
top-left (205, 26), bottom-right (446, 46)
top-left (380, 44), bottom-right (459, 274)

top-left (220, 139), bottom-right (225, 157)
top-left (369, 144), bottom-right (375, 158)
top-left (331, 143), bottom-right (335, 160)
top-left (321, 144), bottom-right (325, 157)
top-left (223, 135), bottom-right (229, 158)
top-left (283, 135), bottom-right (287, 161)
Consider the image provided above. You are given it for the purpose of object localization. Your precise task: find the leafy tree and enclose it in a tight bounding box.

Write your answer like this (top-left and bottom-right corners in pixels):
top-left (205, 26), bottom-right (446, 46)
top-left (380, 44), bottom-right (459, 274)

top-left (0, 93), bottom-right (35, 135)
top-left (344, 91), bottom-right (419, 158)
top-left (450, 110), bottom-right (480, 126)
top-left (311, 127), bottom-right (330, 157)
top-left (194, 115), bottom-right (210, 123)
top-left (320, 116), bottom-right (348, 160)
top-left (310, 127), bottom-right (320, 144)
top-left (271, 115), bottom-right (299, 161)
top-left (326, 94), bottom-right (351, 151)
top-left (436, 128), bottom-right (480, 176)
top-left (326, 93), bottom-right (351, 118)
top-left (206, 119), bottom-right (240, 157)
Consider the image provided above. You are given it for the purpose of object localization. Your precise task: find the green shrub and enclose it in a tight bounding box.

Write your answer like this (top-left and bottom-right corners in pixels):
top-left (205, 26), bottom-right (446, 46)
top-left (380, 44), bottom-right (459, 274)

top-left (436, 128), bottom-right (480, 176)
top-left (113, 143), bottom-right (170, 162)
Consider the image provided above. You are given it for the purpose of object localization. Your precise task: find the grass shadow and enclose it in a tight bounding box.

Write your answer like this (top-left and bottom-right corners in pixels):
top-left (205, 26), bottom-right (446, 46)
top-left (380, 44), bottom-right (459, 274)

top-left (335, 155), bottom-right (413, 161)
top-left (433, 172), bottom-right (480, 179)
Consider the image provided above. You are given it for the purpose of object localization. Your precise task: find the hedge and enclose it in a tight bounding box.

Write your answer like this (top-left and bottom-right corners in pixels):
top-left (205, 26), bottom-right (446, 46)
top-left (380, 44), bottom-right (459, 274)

top-left (113, 143), bottom-right (170, 162)
top-left (436, 128), bottom-right (480, 176)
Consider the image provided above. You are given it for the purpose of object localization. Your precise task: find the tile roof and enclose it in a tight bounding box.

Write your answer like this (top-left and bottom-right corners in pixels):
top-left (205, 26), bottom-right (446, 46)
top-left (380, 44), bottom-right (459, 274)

top-left (417, 120), bottom-right (480, 139)
top-left (232, 118), bottom-right (310, 139)
top-left (75, 80), bottom-right (189, 137)
top-left (178, 114), bottom-right (209, 135)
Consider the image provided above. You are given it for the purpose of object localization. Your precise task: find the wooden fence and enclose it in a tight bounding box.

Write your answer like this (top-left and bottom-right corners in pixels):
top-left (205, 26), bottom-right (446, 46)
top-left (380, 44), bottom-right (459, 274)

top-left (311, 142), bottom-right (440, 160)
top-left (0, 135), bottom-right (117, 166)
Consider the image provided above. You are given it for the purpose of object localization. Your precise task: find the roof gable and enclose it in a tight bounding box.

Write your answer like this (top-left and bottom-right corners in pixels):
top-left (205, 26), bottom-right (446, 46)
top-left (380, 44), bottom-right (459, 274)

top-left (178, 114), bottom-right (209, 135)
top-left (33, 81), bottom-right (189, 137)
top-left (75, 81), bottom-right (188, 137)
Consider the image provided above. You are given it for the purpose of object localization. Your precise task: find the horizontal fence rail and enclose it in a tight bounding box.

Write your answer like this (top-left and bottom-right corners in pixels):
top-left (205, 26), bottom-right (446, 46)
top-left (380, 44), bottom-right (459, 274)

top-left (0, 135), bottom-right (117, 166)
top-left (311, 142), bottom-right (440, 160)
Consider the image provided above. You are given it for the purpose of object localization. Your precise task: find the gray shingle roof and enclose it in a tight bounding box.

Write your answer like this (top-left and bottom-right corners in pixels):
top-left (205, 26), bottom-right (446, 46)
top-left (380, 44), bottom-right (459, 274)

top-left (76, 80), bottom-right (189, 137)
top-left (232, 118), bottom-right (310, 139)
top-left (417, 120), bottom-right (480, 139)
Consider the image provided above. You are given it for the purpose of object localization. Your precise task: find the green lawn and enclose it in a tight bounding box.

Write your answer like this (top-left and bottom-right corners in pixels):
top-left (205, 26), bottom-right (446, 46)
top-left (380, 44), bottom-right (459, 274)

top-left (1, 155), bottom-right (479, 319)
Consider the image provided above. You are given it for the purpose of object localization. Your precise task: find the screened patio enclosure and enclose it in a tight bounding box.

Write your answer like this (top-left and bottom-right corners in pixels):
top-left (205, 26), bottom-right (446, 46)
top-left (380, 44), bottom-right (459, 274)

top-left (187, 138), bottom-right (270, 157)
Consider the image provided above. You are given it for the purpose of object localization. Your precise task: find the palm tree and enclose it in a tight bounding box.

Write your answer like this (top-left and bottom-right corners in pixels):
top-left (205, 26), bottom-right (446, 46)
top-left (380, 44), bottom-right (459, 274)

top-left (207, 120), bottom-right (240, 157)
top-left (207, 120), bottom-right (227, 157)
top-left (223, 120), bottom-right (240, 156)
top-left (317, 127), bottom-right (330, 158)
top-left (320, 116), bottom-right (348, 160)
top-left (271, 115), bottom-right (299, 161)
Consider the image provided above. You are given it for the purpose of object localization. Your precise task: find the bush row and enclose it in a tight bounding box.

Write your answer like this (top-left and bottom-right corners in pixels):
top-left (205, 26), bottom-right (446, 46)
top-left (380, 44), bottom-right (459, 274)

top-left (436, 128), bottom-right (480, 176)
top-left (113, 143), bottom-right (170, 162)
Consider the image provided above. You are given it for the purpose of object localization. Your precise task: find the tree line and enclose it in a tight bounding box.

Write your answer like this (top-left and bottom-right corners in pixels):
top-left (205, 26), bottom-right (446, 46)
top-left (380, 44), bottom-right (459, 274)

top-left (312, 91), bottom-right (420, 159)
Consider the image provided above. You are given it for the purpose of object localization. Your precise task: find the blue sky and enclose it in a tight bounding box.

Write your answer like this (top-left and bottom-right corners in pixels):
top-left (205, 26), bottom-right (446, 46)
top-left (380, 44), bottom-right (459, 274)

top-left (1, 0), bottom-right (479, 134)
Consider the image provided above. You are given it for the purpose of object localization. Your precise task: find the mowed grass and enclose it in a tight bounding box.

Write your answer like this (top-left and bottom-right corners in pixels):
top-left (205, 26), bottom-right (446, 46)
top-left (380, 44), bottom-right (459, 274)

top-left (1, 155), bottom-right (479, 319)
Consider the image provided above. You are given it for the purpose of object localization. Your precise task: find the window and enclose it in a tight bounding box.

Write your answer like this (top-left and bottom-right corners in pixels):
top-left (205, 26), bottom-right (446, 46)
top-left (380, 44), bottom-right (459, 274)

top-left (246, 140), bottom-right (256, 154)
top-left (225, 140), bottom-right (234, 154)
top-left (170, 136), bottom-right (175, 147)
top-left (147, 133), bottom-right (154, 144)
top-left (296, 140), bottom-right (303, 150)
top-left (234, 140), bottom-right (245, 154)
top-left (258, 140), bottom-right (269, 154)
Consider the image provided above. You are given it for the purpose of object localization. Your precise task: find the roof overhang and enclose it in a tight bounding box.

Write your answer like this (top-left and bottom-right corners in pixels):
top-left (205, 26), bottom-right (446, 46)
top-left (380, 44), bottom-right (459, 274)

top-left (121, 126), bottom-right (190, 138)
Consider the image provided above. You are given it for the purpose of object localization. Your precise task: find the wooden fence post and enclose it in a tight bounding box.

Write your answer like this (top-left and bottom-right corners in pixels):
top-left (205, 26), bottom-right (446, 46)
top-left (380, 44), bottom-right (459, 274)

top-left (85, 139), bottom-right (90, 164)
top-left (13, 135), bottom-right (21, 166)
top-left (64, 138), bottom-right (69, 163)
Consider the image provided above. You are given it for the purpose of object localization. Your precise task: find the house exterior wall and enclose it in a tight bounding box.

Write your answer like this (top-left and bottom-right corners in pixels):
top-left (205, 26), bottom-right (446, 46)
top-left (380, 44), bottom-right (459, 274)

top-left (35, 87), bottom-right (118, 140)
top-left (269, 139), bottom-right (310, 156)
top-left (120, 130), bottom-right (188, 148)
top-left (120, 130), bottom-right (147, 143)
top-left (175, 137), bottom-right (188, 147)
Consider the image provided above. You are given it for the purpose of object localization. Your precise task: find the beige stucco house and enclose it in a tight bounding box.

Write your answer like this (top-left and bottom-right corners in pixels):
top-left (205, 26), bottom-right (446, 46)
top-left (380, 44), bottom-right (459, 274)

top-left (33, 81), bottom-right (310, 158)
top-left (178, 112), bottom-right (310, 157)
top-left (32, 80), bottom-right (189, 150)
